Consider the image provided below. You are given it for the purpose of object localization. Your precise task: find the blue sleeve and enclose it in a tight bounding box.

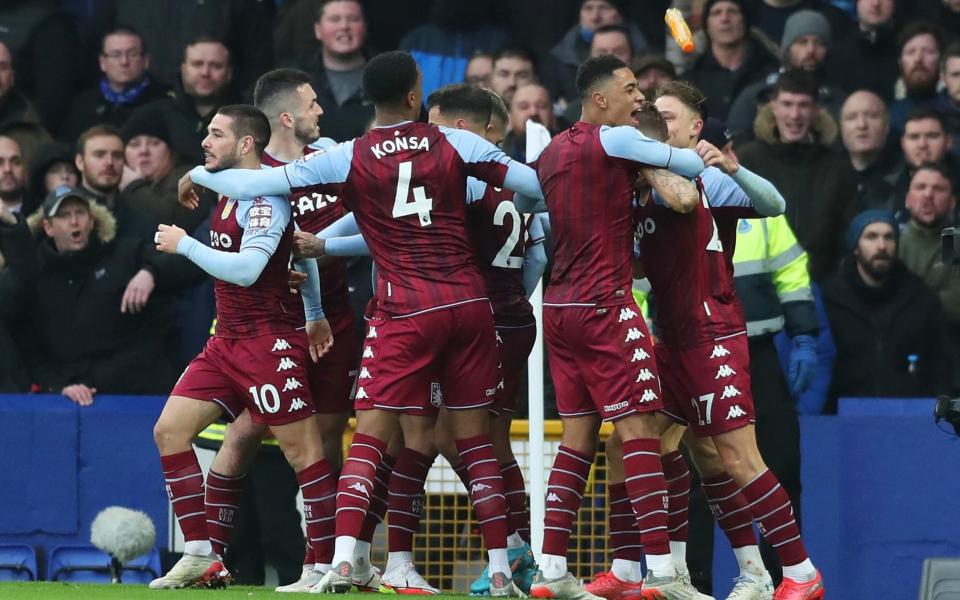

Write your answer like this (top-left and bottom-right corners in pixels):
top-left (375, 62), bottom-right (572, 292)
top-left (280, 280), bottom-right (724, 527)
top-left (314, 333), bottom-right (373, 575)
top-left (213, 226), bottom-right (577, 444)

top-left (513, 191), bottom-right (548, 213)
top-left (307, 137), bottom-right (339, 151)
top-left (284, 140), bottom-right (355, 189)
top-left (318, 211), bottom-right (359, 238)
top-left (293, 256), bottom-right (325, 321)
top-left (700, 166), bottom-right (752, 208)
top-left (599, 125), bottom-right (704, 178)
top-left (325, 235), bottom-right (370, 256)
top-left (175, 196), bottom-right (289, 287)
top-left (503, 162), bottom-right (544, 199)
top-left (441, 126), bottom-right (544, 199)
top-left (466, 177), bottom-right (488, 205)
top-left (732, 165), bottom-right (786, 216)
top-left (528, 212), bottom-right (547, 244)
top-left (522, 241), bottom-right (547, 299)
top-left (190, 164), bottom-right (293, 199)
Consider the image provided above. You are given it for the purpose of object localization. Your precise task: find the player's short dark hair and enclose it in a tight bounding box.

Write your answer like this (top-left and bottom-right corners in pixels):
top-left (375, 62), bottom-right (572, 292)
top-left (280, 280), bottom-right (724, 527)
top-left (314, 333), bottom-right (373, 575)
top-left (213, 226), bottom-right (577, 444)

top-left (102, 24), bottom-right (146, 53)
top-left (655, 80), bottom-right (708, 120)
top-left (76, 124), bottom-right (122, 155)
top-left (493, 46), bottom-right (537, 71)
top-left (913, 162), bottom-right (953, 188)
top-left (898, 20), bottom-right (943, 55)
top-left (903, 106), bottom-right (947, 132)
top-left (592, 24), bottom-right (633, 54)
top-left (217, 104), bottom-right (271, 154)
top-left (633, 101), bottom-right (667, 142)
top-left (486, 89), bottom-right (509, 126)
top-left (362, 51), bottom-right (420, 108)
top-left (254, 68), bottom-right (312, 113)
top-left (770, 69), bottom-right (818, 101)
top-left (427, 83), bottom-right (492, 126)
top-left (576, 54), bottom-right (628, 100)
top-left (183, 34), bottom-right (231, 64)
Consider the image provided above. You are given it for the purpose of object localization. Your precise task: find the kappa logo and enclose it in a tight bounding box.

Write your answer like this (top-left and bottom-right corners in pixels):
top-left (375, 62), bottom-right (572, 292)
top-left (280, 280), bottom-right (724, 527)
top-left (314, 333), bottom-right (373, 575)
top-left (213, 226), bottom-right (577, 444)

top-left (282, 377), bottom-right (303, 392)
top-left (430, 382), bottom-right (443, 407)
top-left (495, 330), bottom-right (504, 345)
top-left (355, 387), bottom-right (369, 399)
top-left (359, 366), bottom-right (372, 379)
top-left (624, 327), bottom-right (644, 342)
top-left (348, 482), bottom-right (370, 496)
top-left (470, 482), bottom-right (492, 494)
top-left (547, 492), bottom-right (562, 502)
top-left (276, 357), bottom-right (297, 372)
top-left (640, 389), bottom-right (658, 403)
top-left (362, 346), bottom-right (375, 359)
top-left (618, 307), bottom-right (638, 322)
top-left (288, 397), bottom-right (307, 412)
top-left (604, 400), bottom-right (629, 412)
top-left (272, 338), bottom-right (292, 352)
top-left (631, 348), bottom-right (651, 362)
top-left (726, 404), bottom-right (747, 420)
top-left (715, 364), bottom-right (737, 379)
top-left (367, 326), bottom-right (377, 339)
top-left (721, 385), bottom-right (741, 400)
top-left (636, 368), bottom-right (655, 382)
top-left (709, 344), bottom-right (730, 359)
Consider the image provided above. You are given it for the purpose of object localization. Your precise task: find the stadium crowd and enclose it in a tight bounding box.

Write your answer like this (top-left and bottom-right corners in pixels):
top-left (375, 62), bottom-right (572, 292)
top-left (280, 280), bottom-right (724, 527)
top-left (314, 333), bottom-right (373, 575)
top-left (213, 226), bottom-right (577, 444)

top-left (0, 0), bottom-right (959, 597)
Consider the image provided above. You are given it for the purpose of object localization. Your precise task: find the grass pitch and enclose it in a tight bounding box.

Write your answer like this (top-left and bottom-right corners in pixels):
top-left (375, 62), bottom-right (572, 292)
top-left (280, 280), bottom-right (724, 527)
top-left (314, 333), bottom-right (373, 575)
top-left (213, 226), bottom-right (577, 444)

top-left (0, 582), bottom-right (470, 599)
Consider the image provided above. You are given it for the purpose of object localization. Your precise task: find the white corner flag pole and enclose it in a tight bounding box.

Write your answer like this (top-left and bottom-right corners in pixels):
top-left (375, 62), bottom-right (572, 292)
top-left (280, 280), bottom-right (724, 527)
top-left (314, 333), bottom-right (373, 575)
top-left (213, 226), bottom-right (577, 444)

top-left (524, 119), bottom-right (552, 561)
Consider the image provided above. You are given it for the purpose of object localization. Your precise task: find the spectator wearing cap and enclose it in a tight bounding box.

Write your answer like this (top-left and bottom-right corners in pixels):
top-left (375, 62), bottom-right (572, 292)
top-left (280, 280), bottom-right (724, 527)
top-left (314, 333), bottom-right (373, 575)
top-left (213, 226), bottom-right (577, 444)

top-left (27, 142), bottom-right (79, 217)
top-left (0, 191), bottom-right (34, 392)
top-left (0, 41), bottom-right (52, 167)
top-left (821, 209), bottom-right (952, 410)
top-left (61, 26), bottom-right (170, 145)
top-left (823, 0), bottom-right (900, 103)
top-left (839, 90), bottom-right (901, 213)
top-left (117, 113), bottom-right (209, 234)
top-left (889, 22), bottom-right (944, 136)
top-left (684, 0), bottom-right (778, 121)
top-left (634, 54), bottom-right (676, 98)
top-left (749, 0), bottom-right (850, 45)
top-left (544, 0), bottom-right (649, 106)
top-left (727, 9), bottom-right (848, 144)
top-left (737, 69), bottom-right (856, 280)
top-left (20, 186), bottom-right (183, 402)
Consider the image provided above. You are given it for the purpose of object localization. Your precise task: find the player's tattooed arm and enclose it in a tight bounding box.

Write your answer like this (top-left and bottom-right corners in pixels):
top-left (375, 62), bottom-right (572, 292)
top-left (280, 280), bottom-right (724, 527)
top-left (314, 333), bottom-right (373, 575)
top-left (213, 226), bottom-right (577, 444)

top-left (641, 167), bottom-right (698, 213)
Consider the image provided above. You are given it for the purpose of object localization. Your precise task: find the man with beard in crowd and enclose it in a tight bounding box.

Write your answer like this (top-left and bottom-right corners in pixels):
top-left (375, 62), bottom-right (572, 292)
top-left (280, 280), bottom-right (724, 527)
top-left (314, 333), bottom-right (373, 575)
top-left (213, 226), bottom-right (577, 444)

top-left (890, 22), bottom-right (944, 135)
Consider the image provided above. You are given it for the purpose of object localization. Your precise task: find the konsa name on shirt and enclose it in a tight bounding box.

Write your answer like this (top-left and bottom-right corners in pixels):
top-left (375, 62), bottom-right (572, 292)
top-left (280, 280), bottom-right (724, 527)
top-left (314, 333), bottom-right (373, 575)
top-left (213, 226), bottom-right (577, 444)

top-left (370, 136), bottom-right (430, 160)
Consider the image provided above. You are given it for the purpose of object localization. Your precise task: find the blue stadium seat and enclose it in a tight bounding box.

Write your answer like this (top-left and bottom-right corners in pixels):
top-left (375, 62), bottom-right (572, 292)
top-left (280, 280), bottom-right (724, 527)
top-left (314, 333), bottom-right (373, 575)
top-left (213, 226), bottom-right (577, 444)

top-left (920, 558), bottom-right (960, 600)
top-left (0, 545), bottom-right (37, 581)
top-left (47, 545), bottom-right (160, 584)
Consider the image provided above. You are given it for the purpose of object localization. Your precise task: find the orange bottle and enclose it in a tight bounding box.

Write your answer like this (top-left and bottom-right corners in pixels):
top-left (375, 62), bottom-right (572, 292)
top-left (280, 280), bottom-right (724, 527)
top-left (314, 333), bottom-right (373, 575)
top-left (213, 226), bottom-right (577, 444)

top-left (665, 8), bottom-right (695, 53)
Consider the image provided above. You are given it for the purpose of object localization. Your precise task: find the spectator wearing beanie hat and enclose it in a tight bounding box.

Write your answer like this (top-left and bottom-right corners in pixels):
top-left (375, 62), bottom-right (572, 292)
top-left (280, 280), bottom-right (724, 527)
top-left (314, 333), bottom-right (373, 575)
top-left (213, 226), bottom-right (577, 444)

top-left (821, 208), bottom-right (954, 411)
top-left (26, 142), bottom-right (79, 216)
top-left (685, 0), bottom-right (778, 121)
top-left (727, 8), bottom-right (848, 144)
top-left (115, 112), bottom-right (209, 233)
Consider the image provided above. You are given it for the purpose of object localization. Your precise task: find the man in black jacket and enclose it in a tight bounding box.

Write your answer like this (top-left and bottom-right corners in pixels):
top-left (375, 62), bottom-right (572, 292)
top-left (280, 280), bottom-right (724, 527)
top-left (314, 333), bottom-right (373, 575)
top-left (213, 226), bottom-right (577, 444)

top-left (822, 209), bottom-right (952, 412)
top-left (19, 187), bottom-right (184, 403)
top-left (0, 200), bottom-right (32, 392)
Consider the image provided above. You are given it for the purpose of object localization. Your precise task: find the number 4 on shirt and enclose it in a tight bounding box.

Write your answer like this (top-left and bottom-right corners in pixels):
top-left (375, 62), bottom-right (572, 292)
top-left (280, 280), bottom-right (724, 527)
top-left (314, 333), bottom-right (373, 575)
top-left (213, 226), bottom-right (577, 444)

top-left (393, 161), bottom-right (433, 226)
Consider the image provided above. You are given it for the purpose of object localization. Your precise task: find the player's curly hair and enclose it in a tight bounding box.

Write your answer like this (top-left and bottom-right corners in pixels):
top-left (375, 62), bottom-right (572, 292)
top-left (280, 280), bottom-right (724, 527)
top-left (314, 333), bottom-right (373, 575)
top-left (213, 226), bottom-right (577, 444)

top-left (363, 51), bottom-right (419, 108)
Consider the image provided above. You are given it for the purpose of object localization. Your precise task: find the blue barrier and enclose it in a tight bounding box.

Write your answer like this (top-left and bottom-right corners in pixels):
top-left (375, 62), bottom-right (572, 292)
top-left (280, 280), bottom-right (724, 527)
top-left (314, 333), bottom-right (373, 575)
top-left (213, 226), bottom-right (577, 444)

top-left (0, 394), bottom-right (957, 598)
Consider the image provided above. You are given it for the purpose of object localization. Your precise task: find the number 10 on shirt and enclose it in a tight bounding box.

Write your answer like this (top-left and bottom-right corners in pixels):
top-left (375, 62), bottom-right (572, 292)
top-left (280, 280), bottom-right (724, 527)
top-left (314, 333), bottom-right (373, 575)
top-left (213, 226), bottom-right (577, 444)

top-left (393, 161), bottom-right (434, 226)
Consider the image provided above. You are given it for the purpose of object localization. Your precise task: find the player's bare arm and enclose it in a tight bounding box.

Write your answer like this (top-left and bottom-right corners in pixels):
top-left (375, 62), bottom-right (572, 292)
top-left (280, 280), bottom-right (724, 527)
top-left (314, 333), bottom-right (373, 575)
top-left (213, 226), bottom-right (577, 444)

top-left (176, 172), bottom-right (201, 210)
top-left (155, 223), bottom-right (187, 253)
top-left (306, 318), bottom-right (334, 362)
top-left (696, 139), bottom-right (739, 174)
top-left (293, 230), bottom-right (325, 258)
top-left (640, 167), bottom-right (698, 213)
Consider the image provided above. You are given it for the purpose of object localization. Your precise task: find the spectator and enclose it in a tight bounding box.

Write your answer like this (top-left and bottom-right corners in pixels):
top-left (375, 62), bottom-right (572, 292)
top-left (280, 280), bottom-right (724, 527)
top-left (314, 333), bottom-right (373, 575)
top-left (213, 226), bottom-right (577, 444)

top-left (685, 0), bottom-right (779, 121)
top-left (22, 187), bottom-right (182, 401)
top-left (738, 69), bottom-right (857, 280)
top-left (544, 0), bottom-right (649, 105)
top-left (117, 113), bottom-right (207, 234)
top-left (839, 90), bottom-right (900, 212)
top-left (727, 9), bottom-right (848, 143)
top-left (0, 0), bottom-right (82, 134)
top-left (899, 165), bottom-right (960, 325)
top-left (0, 41), bottom-right (51, 166)
top-left (131, 37), bottom-right (236, 163)
top-left (464, 52), bottom-right (494, 88)
top-left (74, 125), bottom-right (153, 240)
top-left (562, 24), bottom-right (636, 124)
top-left (0, 136), bottom-right (28, 216)
top-left (490, 47), bottom-right (538, 106)
top-left (634, 54), bottom-right (677, 97)
top-left (822, 210), bottom-right (951, 410)
top-left (502, 84), bottom-right (556, 161)
top-left (272, 0), bottom-right (326, 67)
top-left (748, 0), bottom-right (850, 44)
top-left (0, 201), bottom-right (32, 392)
top-left (935, 42), bottom-right (960, 161)
top-left (889, 21), bottom-right (943, 135)
top-left (824, 0), bottom-right (900, 103)
top-left (27, 142), bottom-right (80, 216)
top-left (61, 26), bottom-right (170, 144)
top-left (399, 0), bottom-right (508, 98)
top-left (886, 108), bottom-right (959, 220)
top-left (93, 0), bottom-right (273, 96)
top-left (296, 0), bottom-right (374, 142)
